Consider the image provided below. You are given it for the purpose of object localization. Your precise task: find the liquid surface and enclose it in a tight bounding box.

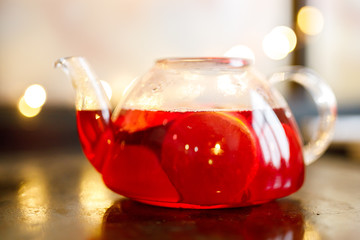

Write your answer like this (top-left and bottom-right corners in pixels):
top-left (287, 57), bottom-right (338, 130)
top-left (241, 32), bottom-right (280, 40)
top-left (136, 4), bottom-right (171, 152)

top-left (76, 108), bottom-right (304, 208)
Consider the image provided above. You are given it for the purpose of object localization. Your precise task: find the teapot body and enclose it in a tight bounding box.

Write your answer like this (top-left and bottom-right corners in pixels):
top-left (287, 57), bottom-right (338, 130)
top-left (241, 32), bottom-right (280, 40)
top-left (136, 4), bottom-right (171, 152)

top-left (76, 58), bottom-right (305, 208)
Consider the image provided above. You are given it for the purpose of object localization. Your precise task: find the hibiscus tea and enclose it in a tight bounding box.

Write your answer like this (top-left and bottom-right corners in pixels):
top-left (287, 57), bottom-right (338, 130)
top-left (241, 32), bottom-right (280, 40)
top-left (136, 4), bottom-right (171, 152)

top-left (76, 108), bottom-right (304, 208)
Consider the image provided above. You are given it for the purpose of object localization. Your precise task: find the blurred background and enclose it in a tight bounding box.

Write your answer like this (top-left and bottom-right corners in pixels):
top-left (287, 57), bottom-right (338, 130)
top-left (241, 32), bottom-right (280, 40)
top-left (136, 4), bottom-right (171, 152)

top-left (0, 0), bottom-right (359, 154)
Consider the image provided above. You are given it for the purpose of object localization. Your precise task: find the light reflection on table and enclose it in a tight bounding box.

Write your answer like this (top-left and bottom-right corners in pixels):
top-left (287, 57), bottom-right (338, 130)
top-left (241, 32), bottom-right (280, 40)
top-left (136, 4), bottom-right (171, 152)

top-left (79, 164), bottom-right (121, 228)
top-left (17, 163), bottom-right (48, 236)
top-left (0, 151), bottom-right (359, 239)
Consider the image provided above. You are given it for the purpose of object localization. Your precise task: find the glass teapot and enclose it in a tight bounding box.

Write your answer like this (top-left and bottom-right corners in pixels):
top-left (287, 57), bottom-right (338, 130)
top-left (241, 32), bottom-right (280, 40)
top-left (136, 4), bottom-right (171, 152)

top-left (56, 57), bottom-right (336, 209)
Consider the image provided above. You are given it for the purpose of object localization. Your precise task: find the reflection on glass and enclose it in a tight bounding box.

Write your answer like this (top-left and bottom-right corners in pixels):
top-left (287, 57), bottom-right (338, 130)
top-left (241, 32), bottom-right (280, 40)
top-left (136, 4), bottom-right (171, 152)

top-left (178, 78), bottom-right (204, 102)
top-left (100, 80), bottom-right (113, 100)
top-left (132, 94), bottom-right (164, 110)
top-left (251, 92), bottom-right (290, 169)
top-left (211, 143), bottom-right (224, 156)
top-left (17, 165), bottom-right (48, 233)
top-left (217, 75), bottom-right (237, 96)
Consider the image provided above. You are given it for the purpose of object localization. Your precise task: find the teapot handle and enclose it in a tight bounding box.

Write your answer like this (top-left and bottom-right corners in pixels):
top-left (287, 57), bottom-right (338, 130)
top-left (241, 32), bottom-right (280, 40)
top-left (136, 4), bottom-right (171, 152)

top-left (269, 67), bottom-right (337, 165)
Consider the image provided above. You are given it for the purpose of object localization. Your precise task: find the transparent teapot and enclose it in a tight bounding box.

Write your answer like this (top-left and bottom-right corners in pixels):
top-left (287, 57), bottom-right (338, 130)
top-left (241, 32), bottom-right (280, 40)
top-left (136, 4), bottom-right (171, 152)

top-left (56, 57), bottom-right (336, 209)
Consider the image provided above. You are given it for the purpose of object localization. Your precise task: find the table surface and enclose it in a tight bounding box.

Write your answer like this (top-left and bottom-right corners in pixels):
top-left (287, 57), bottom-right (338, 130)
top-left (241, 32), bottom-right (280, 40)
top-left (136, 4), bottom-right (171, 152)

top-left (0, 150), bottom-right (359, 240)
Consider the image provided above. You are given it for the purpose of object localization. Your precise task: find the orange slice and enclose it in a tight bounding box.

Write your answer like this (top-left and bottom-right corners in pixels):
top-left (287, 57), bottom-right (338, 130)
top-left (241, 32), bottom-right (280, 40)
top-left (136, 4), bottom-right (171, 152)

top-left (161, 111), bottom-right (259, 205)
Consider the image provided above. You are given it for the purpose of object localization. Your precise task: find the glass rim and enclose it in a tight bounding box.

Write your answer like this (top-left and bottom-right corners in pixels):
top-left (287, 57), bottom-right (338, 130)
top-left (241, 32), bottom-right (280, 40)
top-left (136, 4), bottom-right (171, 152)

top-left (156, 57), bottom-right (252, 69)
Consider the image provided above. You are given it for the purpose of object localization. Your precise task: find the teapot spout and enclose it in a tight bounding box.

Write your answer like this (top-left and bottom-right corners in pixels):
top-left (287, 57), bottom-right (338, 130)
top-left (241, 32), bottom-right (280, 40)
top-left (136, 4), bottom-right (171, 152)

top-left (55, 57), bottom-right (112, 114)
top-left (55, 57), bottom-right (112, 172)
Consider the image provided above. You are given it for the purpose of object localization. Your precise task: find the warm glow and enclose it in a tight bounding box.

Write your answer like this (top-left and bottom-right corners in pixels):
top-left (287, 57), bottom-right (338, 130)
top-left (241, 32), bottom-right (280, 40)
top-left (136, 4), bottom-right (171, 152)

top-left (80, 165), bottom-right (118, 226)
top-left (211, 143), bottom-right (224, 155)
top-left (24, 84), bottom-right (47, 108)
top-left (17, 165), bottom-right (48, 227)
top-left (272, 26), bottom-right (297, 52)
top-left (18, 96), bottom-right (42, 118)
top-left (215, 144), bottom-right (221, 150)
top-left (100, 80), bottom-right (112, 100)
top-left (297, 6), bottom-right (324, 35)
top-left (304, 221), bottom-right (321, 240)
top-left (224, 45), bottom-right (255, 63)
top-left (263, 26), bottom-right (297, 60)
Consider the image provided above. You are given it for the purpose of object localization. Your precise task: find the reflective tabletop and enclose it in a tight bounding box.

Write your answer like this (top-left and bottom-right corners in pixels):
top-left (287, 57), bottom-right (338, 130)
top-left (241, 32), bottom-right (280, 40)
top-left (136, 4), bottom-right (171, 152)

top-left (1, 151), bottom-right (359, 240)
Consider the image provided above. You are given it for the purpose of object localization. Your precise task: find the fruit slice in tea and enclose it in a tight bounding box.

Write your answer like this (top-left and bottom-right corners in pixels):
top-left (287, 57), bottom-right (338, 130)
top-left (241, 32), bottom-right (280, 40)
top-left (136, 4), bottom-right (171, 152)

top-left (161, 111), bottom-right (259, 205)
top-left (102, 145), bottom-right (180, 202)
top-left (116, 109), bottom-right (183, 133)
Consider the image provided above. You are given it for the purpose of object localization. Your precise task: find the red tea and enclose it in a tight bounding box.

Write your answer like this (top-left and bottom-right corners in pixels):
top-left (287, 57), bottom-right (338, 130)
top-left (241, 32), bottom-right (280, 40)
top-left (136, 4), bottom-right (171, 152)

top-left (76, 108), bottom-right (304, 208)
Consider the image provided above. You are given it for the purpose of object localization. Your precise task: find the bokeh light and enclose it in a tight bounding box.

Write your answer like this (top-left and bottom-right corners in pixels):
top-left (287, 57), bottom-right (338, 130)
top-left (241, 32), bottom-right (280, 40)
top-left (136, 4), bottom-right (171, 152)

top-left (24, 84), bottom-right (47, 108)
top-left (272, 26), bottom-right (297, 52)
top-left (297, 6), bottom-right (324, 35)
top-left (263, 31), bottom-right (290, 60)
top-left (18, 96), bottom-right (42, 118)
top-left (262, 26), bottom-right (297, 60)
top-left (100, 80), bottom-right (112, 100)
top-left (224, 45), bottom-right (256, 63)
